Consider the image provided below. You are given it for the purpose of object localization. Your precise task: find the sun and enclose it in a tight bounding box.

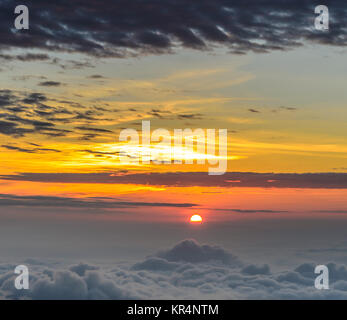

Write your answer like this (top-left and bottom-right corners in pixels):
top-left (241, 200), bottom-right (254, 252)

top-left (190, 214), bottom-right (203, 223)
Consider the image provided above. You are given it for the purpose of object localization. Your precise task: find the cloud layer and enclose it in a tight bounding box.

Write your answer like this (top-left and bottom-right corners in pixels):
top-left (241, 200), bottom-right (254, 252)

top-left (2, 171), bottom-right (347, 189)
top-left (0, 194), bottom-right (197, 209)
top-left (1, 239), bottom-right (347, 300)
top-left (1, 0), bottom-right (346, 58)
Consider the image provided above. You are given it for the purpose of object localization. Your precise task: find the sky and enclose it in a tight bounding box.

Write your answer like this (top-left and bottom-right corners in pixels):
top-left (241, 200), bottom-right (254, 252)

top-left (0, 0), bottom-right (347, 299)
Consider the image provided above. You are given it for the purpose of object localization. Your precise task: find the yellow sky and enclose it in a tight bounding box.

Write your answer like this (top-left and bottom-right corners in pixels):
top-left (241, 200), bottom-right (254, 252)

top-left (1, 46), bottom-right (347, 178)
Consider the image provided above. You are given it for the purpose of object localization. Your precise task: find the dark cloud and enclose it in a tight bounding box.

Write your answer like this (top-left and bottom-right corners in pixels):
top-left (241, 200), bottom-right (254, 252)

top-left (22, 93), bottom-right (47, 105)
top-left (75, 126), bottom-right (113, 133)
top-left (0, 89), bottom-right (111, 138)
top-left (82, 149), bottom-right (119, 156)
top-left (36, 148), bottom-right (61, 153)
top-left (0, 90), bottom-right (18, 107)
top-left (156, 239), bottom-right (242, 266)
top-left (6, 106), bottom-right (27, 113)
top-left (1, 144), bottom-right (61, 154)
top-left (2, 114), bottom-right (54, 128)
top-left (0, 120), bottom-right (33, 137)
top-left (0, 53), bottom-right (50, 62)
top-left (177, 113), bottom-right (203, 120)
top-left (1, 144), bottom-right (36, 153)
top-left (93, 106), bottom-right (110, 112)
top-left (1, 1), bottom-right (346, 59)
top-left (35, 127), bottom-right (72, 137)
top-left (215, 208), bottom-right (288, 213)
top-left (38, 81), bottom-right (62, 87)
top-left (3, 172), bottom-right (347, 189)
top-left (74, 110), bottom-right (103, 121)
top-left (79, 133), bottom-right (100, 141)
top-left (0, 111), bottom-right (72, 137)
top-left (34, 107), bottom-right (73, 120)
top-left (88, 74), bottom-right (105, 79)
top-left (145, 109), bottom-right (174, 120)
top-left (0, 193), bottom-right (197, 209)
top-left (248, 108), bottom-right (260, 113)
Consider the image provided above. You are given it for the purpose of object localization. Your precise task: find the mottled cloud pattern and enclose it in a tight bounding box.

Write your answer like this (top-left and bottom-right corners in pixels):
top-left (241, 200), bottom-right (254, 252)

top-left (2, 239), bottom-right (347, 299)
top-left (1, 0), bottom-right (346, 58)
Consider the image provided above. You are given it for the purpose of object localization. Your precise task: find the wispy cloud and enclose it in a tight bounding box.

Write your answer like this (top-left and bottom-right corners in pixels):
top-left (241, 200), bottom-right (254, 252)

top-left (0, 194), bottom-right (197, 209)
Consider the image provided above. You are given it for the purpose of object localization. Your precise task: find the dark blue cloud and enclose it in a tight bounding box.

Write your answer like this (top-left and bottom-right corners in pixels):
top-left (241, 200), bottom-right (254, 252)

top-left (0, 1), bottom-right (346, 58)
